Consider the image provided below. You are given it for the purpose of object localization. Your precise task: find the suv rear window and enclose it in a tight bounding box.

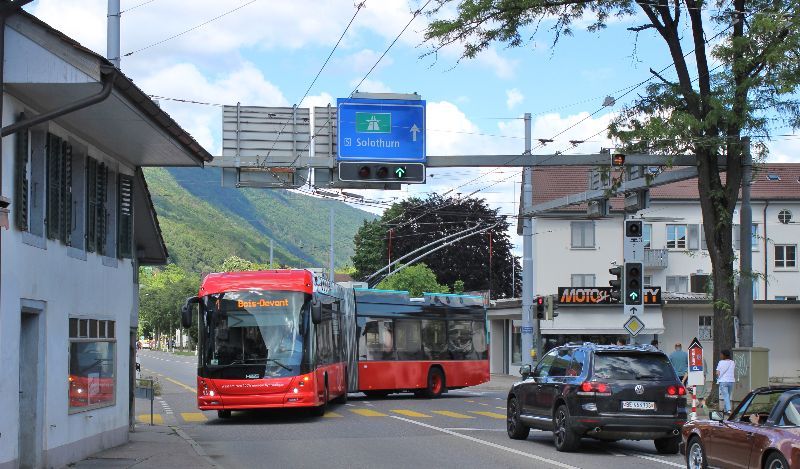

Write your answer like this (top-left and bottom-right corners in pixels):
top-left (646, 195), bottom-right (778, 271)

top-left (593, 353), bottom-right (675, 380)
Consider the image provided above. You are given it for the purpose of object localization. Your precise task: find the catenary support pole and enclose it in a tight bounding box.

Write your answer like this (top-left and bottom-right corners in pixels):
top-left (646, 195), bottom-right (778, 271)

top-left (270, 238), bottom-right (274, 267)
top-left (739, 137), bottom-right (753, 347)
top-left (107, 0), bottom-right (120, 68)
top-left (329, 206), bottom-right (335, 281)
top-left (521, 113), bottom-right (536, 366)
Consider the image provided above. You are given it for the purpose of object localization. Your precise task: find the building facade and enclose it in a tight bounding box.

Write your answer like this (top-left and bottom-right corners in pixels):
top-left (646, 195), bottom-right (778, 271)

top-left (1, 10), bottom-right (211, 469)
top-left (489, 164), bottom-right (800, 381)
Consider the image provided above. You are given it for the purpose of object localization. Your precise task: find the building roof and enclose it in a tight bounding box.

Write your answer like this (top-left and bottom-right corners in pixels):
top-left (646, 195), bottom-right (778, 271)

top-left (530, 163), bottom-right (800, 215)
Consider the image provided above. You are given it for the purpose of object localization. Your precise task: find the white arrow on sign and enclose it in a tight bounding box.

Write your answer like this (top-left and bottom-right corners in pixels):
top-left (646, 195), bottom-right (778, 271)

top-left (410, 124), bottom-right (420, 142)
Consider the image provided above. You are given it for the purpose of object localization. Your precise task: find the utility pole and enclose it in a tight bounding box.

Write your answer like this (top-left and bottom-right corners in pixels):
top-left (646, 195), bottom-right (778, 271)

top-left (521, 113), bottom-right (536, 366)
top-left (107, 0), bottom-right (121, 68)
top-left (739, 137), bottom-right (753, 347)
top-left (329, 207), bottom-right (335, 281)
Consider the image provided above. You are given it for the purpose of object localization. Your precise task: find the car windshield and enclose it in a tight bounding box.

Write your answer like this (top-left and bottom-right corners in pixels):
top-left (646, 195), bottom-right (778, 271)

top-left (593, 352), bottom-right (674, 380)
top-left (200, 290), bottom-right (310, 378)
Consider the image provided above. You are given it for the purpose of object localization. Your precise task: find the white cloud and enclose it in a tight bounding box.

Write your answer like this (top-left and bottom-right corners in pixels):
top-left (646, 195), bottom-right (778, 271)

top-left (765, 138), bottom-right (800, 163)
top-left (349, 78), bottom-right (393, 94)
top-left (474, 47), bottom-right (518, 79)
top-left (506, 88), bottom-right (524, 110)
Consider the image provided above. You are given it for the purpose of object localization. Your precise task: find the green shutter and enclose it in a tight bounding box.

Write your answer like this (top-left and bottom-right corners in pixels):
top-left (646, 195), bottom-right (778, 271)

top-left (86, 157), bottom-right (98, 252)
top-left (117, 174), bottom-right (133, 258)
top-left (13, 113), bottom-right (29, 231)
top-left (46, 133), bottom-right (62, 240)
top-left (96, 162), bottom-right (108, 256)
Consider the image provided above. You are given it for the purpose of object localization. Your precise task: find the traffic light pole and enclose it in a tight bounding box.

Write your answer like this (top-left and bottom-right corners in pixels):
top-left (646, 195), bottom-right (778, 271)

top-left (521, 113), bottom-right (537, 367)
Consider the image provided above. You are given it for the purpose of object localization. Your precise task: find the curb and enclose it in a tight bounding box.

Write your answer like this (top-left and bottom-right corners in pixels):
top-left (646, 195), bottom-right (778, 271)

top-left (170, 425), bottom-right (223, 468)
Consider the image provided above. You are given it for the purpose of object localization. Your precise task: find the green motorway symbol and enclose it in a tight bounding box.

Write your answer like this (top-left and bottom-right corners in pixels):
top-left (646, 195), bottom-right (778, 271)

top-left (395, 167), bottom-right (406, 178)
top-left (356, 112), bottom-right (391, 133)
top-left (629, 291), bottom-right (639, 301)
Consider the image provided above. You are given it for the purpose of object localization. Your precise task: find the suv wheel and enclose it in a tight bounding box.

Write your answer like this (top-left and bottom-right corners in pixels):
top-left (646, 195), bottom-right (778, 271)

top-left (507, 396), bottom-right (530, 440)
top-left (654, 435), bottom-right (680, 454)
top-left (553, 404), bottom-right (580, 452)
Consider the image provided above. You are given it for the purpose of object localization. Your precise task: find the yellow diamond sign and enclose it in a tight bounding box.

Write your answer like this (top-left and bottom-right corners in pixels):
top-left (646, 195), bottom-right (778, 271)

top-left (624, 315), bottom-right (645, 337)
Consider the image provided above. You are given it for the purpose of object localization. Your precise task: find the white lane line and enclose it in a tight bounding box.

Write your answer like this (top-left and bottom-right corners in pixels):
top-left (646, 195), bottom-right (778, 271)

top-left (444, 428), bottom-right (509, 432)
top-left (605, 449), bottom-right (626, 457)
top-left (390, 416), bottom-right (582, 469)
top-left (625, 452), bottom-right (683, 467)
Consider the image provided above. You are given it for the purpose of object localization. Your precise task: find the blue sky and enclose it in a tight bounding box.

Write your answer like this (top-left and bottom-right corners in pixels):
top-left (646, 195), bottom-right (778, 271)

top-left (26, 1), bottom-right (800, 252)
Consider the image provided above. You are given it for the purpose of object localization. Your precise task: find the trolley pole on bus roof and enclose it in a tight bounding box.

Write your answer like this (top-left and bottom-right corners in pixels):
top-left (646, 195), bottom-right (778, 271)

top-left (521, 113), bottom-right (536, 366)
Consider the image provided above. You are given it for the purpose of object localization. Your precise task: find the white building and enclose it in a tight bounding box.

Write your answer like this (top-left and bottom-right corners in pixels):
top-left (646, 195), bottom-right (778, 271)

top-left (489, 164), bottom-right (800, 381)
top-left (1, 9), bottom-right (211, 469)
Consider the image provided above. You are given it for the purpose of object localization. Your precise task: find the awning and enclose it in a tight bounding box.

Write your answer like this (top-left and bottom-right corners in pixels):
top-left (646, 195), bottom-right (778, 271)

top-left (540, 306), bottom-right (665, 335)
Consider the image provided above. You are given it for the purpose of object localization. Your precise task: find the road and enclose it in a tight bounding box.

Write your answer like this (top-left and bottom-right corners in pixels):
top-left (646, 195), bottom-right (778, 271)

top-left (136, 350), bottom-right (686, 469)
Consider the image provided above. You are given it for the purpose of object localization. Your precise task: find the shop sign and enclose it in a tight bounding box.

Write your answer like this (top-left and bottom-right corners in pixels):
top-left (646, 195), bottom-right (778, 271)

top-left (557, 286), bottom-right (662, 305)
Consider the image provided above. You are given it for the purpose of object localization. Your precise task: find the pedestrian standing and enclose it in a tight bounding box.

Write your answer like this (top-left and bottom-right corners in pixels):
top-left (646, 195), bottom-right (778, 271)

top-left (716, 350), bottom-right (736, 415)
top-left (669, 342), bottom-right (689, 383)
top-left (650, 339), bottom-right (660, 350)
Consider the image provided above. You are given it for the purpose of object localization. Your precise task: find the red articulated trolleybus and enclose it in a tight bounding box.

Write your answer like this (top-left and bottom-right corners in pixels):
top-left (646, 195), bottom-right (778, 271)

top-left (181, 269), bottom-right (489, 418)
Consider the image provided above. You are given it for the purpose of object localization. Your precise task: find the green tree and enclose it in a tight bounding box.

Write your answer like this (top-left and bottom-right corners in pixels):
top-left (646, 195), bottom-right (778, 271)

top-left (376, 263), bottom-right (450, 297)
top-left (423, 0), bottom-right (800, 369)
top-left (352, 194), bottom-right (520, 298)
top-left (139, 264), bottom-right (200, 347)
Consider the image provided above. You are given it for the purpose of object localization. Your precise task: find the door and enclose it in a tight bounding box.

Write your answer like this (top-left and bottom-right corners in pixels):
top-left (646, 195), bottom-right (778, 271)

top-left (538, 348), bottom-right (573, 417)
top-left (525, 349), bottom-right (557, 416)
top-left (704, 421), bottom-right (754, 469)
top-left (19, 310), bottom-right (44, 469)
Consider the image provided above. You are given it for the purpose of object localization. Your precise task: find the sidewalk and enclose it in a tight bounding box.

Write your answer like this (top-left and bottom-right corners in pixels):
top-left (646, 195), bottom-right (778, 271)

top-left (70, 424), bottom-right (219, 469)
top-left (467, 373), bottom-right (520, 392)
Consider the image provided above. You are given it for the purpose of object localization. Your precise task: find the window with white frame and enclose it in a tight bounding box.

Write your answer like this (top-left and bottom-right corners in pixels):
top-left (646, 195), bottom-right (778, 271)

top-left (68, 318), bottom-right (116, 412)
top-left (571, 221), bottom-right (595, 248)
top-left (666, 224), bottom-right (687, 249)
top-left (666, 275), bottom-right (689, 293)
top-left (698, 316), bottom-right (713, 340)
top-left (775, 245), bottom-right (797, 269)
top-left (643, 224), bottom-right (652, 249)
top-left (643, 275), bottom-right (652, 286)
top-left (571, 274), bottom-right (596, 287)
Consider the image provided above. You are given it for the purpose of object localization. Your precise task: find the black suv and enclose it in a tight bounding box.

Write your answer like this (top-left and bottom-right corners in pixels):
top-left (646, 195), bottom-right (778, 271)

top-left (506, 343), bottom-right (687, 453)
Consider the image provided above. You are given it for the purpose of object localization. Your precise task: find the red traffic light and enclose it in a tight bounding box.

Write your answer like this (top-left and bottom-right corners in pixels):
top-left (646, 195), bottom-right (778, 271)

top-left (537, 297), bottom-right (544, 305)
top-left (612, 154), bottom-right (626, 166)
top-left (376, 166), bottom-right (389, 178)
top-left (358, 166), bottom-right (371, 178)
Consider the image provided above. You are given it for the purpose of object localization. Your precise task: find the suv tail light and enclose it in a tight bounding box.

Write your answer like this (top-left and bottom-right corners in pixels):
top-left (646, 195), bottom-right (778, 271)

top-left (577, 381), bottom-right (612, 396)
top-left (666, 385), bottom-right (686, 398)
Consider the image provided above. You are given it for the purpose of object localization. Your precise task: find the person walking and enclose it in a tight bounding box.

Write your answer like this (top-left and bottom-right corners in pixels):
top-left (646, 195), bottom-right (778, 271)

top-left (716, 350), bottom-right (736, 415)
top-left (669, 342), bottom-right (689, 383)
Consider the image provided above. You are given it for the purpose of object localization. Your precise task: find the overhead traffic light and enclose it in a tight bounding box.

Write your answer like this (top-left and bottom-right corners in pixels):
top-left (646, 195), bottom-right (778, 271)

top-left (536, 296), bottom-right (545, 319)
top-left (339, 162), bottom-right (426, 183)
top-left (624, 262), bottom-right (643, 306)
top-left (609, 266), bottom-right (623, 303)
top-left (625, 219), bottom-right (643, 238)
top-left (611, 153), bottom-right (626, 166)
top-left (545, 295), bottom-right (559, 320)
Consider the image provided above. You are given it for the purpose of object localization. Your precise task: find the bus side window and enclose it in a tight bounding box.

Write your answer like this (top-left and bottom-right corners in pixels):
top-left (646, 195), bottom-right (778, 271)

top-left (363, 318), bottom-right (394, 361)
top-left (395, 319), bottom-right (423, 360)
top-left (421, 320), bottom-right (447, 360)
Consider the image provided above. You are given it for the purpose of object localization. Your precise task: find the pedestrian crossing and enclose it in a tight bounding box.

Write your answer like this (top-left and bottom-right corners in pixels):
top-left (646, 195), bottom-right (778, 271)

top-left (135, 405), bottom-right (509, 425)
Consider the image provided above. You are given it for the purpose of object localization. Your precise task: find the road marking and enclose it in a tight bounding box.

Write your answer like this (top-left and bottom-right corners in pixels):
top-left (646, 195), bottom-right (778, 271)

top-left (391, 409), bottom-right (431, 418)
top-left (605, 449), bottom-right (627, 457)
top-left (479, 403), bottom-right (490, 406)
top-left (136, 414), bottom-right (164, 425)
top-left (431, 410), bottom-right (474, 419)
top-left (465, 400), bottom-right (476, 403)
top-left (626, 452), bottom-right (683, 467)
top-left (350, 408), bottom-right (387, 417)
top-left (469, 411), bottom-right (506, 420)
top-left (323, 412), bottom-right (343, 418)
top-left (445, 428), bottom-right (508, 432)
top-left (164, 376), bottom-right (196, 394)
top-left (181, 412), bottom-right (207, 423)
top-left (496, 406), bottom-right (507, 410)
top-left (390, 416), bottom-right (581, 469)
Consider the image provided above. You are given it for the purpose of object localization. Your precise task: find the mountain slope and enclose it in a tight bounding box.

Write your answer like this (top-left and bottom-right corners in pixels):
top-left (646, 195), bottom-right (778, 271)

top-left (144, 167), bottom-right (377, 273)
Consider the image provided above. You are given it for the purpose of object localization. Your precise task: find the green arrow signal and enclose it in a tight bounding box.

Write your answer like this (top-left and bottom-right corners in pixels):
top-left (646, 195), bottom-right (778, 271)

top-left (395, 167), bottom-right (406, 178)
top-left (629, 291), bottom-right (639, 301)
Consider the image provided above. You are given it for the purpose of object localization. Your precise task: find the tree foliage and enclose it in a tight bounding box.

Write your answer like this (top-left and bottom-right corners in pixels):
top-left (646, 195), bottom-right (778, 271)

top-left (353, 194), bottom-right (520, 298)
top-left (376, 263), bottom-right (450, 297)
top-left (423, 0), bottom-right (800, 368)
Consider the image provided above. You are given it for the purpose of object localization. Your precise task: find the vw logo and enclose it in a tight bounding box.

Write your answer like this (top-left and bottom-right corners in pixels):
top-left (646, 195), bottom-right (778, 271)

top-left (635, 385), bottom-right (645, 395)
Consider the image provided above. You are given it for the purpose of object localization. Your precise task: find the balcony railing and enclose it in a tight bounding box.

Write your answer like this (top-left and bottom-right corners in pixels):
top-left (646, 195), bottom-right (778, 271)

top-left (644, 248), bottom-right (669, 269)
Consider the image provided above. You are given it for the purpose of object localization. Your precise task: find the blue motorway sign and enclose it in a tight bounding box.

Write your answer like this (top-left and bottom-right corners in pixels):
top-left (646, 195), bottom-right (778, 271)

top-left (337, 98), bottom-right (426, 162)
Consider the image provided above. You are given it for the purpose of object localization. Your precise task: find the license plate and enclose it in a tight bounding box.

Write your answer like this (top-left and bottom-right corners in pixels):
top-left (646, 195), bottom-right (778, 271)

top-left (622, 401), bottom-right (655, 410)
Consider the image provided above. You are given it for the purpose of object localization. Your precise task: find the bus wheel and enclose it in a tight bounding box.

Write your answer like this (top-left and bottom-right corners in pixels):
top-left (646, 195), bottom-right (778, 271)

top-left (424, 368), bottom-right (445, 398)
top-left (311, 385), bottom-right (328, 417)
top-left (217, 410), bottom-right (232, 419)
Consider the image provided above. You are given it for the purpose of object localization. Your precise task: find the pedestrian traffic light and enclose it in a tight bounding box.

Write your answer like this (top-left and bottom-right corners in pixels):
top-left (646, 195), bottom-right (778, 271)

top-left (545, 295), bottom-right (559, 320)
top-left (338, 162), bottom-right (426, 183)
top-left (624, 262), bottom-right (643, 306)
top-left (536, 296), bottom-right (545, 319)
top-left (609, 266), bottom-right (622, 303)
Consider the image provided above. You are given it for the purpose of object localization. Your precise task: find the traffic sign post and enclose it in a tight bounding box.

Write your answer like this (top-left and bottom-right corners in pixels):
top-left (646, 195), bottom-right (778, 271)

top-left (687, 337), bottom-right (705, 387)
top-left (337, 97), bottom-right (426, 163)
top-left (623, 315), bottom-right (645, 337)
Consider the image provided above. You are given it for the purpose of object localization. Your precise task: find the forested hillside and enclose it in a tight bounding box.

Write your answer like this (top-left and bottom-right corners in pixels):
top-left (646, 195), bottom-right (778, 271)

top-left (144, 167), bottom-right (376, 273)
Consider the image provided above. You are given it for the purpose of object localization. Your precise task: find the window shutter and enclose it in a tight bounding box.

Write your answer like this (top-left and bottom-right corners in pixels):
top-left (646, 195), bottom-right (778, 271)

top-left (13, 113), bottom-right (29, 231)
top-left (86, 157), bottom-right (98, 252)
top-left (117, 174), bottom-right (133, 258)
top-left (96, 162), bottom-right (108, 256)
top-left (688, 224), bottom-right (699, 250)
top-left (46, 133), bottom-right (62, 240)
top-left (733, 224), bottom-right (741, 250)
top-left (60, 141), bottom-right (73, 245)
top-left (700, 224), bottom-right (707, 250)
